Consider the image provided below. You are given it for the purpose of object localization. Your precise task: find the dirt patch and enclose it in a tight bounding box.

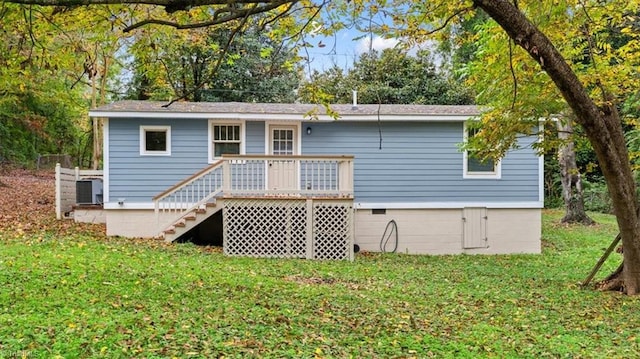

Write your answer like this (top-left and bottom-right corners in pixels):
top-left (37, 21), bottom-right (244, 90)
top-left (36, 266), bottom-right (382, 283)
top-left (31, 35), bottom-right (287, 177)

top-left (0, 168), bottom-right (105, 238)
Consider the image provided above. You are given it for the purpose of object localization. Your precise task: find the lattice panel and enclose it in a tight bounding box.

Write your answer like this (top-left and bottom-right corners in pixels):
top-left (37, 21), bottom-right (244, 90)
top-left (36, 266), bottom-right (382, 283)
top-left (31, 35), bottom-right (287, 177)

top-left (223, 199), bottom-right (307, 258)
top-left (313, 202), bottom-right (353, 260)
top-left (223, 198), bottom-right (353, 260)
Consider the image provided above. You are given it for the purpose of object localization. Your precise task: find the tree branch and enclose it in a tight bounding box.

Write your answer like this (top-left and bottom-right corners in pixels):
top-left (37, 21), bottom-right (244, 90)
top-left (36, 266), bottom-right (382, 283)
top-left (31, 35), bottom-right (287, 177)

top-left (123, 0), bottom-right (296, 32)
top-left (162, 3), bottom-right (255, 107)
top-left (422, 6), bottom-right (474, 36)
top-left (5, 0), bottom-right (290, 7)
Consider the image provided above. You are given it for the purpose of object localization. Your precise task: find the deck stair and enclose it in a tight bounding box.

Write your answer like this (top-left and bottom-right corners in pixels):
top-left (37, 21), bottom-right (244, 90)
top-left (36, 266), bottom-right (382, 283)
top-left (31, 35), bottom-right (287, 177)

top-left (154, 160), bottom-right (224, 242)
top-left (162, 202), bottom-right (219, 242)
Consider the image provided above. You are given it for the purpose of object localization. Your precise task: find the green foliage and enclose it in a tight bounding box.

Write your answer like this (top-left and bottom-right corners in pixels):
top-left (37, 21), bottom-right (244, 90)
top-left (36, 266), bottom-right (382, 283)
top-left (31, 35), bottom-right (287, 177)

top-left (126, 24), bottom-right (302, 103)
top-left (581, 169), bottom-right (640, 214)
top-left (543, 151), bottom-right (563, 209)
top-left (401, 1), bottom-right (640, 163)
top-left (300, 48), bottom-right (474, 105)
top-left (0, 81), bottom-right (86, 165)
top-left (583, 180), bottom-right (613, 214)
top-left (0, 3), bottom-right (121, 166)
top-left (1, 211), bottom-right (639, 357)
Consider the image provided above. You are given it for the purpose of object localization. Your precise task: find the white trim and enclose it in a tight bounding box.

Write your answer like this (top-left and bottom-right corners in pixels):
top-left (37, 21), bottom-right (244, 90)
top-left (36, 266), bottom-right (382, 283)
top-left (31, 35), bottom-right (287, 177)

top-left (105, 201), bottom-right (543, 211)
top-left (354, 201), bottom-right (544, 209)
top-left (463, 123), bottom-right (502, 179)
top-left (104, 202), bottom-right (156, 210)
top-left (208, 120), bottom-right (246, 163)
top-left (264, 122), bottom-right (302, 191)
top-left (90, 110), bottom-right (475, 123)
top-left (103, 118), bottom-right (110, 203)
top-left (265, 122), bottom-right (301, 155)
top-left (140, 125), bottom-right (171, 156)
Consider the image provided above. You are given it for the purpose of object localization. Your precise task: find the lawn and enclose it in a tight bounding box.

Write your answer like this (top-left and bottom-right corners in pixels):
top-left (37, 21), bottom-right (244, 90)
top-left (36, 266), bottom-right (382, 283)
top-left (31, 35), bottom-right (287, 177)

top-left (1, 209), bottom-right (639, 358)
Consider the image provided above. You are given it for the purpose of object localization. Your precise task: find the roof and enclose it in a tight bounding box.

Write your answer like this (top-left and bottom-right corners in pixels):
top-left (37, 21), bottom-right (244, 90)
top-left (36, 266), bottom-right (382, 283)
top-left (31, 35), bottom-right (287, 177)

top-left (89, 100), bottom-right (481, 122)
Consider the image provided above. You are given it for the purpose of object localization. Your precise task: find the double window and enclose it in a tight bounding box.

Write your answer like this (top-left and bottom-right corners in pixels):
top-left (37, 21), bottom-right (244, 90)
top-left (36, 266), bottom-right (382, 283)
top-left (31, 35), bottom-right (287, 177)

top-left (140, 126), bottom-right (171, 156)
top-left (463, 125), bottom-right (501, 179)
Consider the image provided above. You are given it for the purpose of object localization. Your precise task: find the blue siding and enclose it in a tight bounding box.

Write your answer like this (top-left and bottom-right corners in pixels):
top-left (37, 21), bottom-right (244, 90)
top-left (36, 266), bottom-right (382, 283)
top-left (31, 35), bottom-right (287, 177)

top-left (301, 121), bottom-right (540, 203)
top-left (246, 121), bottom-right (265, 154)
top-left (107, 118), bottom-right (540, 204)
top-left (109, 118), bottom-right (209, 202)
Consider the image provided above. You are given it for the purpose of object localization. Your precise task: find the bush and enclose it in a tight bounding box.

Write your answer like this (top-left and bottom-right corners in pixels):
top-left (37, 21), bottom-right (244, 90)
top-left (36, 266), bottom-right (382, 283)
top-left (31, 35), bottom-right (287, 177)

top-left (582, 180), bottom-right (613, 213)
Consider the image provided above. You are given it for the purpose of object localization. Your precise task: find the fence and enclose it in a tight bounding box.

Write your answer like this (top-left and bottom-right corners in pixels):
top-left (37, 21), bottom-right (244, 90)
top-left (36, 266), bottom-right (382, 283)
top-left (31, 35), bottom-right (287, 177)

top-left (38, 154), bottom-right (72, 170)
top-left (55, 164), bottom-right (103, 220)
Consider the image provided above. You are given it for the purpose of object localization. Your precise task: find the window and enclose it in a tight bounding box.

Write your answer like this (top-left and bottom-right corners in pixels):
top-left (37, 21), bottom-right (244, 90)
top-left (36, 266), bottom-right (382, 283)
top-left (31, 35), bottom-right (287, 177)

top-left (209, 121), bottom-right (244, 161)
top-left (271, 128), bottom-right (294, 155)
top-left (140, 126), bottom-right (171, 156)
top-left (463, 125), bottom-right (501, 179)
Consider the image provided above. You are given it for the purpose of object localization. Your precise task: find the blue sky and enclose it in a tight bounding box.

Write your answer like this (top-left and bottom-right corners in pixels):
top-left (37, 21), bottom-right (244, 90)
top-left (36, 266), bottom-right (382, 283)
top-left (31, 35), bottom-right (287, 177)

top-left (301, 29), bottom-right (401, 72)
top-left (300, 24), bottom-right (439, 75)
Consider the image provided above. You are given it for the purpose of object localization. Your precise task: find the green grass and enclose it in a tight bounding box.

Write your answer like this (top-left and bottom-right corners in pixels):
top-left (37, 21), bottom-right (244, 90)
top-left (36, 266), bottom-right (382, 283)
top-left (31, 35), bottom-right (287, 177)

top-left (1, 210), bottom-right (639, 358)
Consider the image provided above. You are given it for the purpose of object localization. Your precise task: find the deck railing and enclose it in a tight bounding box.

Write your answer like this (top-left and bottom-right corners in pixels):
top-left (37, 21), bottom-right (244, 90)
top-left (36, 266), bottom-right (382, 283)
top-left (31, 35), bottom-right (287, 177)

top-left (153, 155), bottom-right (354, 235)
top-left (222, 154), bottom-right (354, 198)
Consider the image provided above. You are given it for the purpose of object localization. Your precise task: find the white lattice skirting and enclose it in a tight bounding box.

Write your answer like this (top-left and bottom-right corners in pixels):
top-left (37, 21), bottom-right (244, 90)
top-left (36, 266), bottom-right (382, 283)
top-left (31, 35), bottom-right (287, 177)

top-left (223, 198), bottom-right (354, 260)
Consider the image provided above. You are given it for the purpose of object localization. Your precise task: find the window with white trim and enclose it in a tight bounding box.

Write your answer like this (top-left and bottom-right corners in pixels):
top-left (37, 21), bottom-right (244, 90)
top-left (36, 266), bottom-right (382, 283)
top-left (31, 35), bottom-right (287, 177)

top-left (209, 122), bottom-right (244, 160)
top-left (463, 126), bottom-right (501, 179)
top-left (140, 126), bottom-right (171, 156)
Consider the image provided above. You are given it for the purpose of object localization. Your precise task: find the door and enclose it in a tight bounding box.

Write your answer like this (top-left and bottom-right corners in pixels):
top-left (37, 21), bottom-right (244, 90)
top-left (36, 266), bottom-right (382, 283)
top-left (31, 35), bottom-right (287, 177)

top-left (268, 125), bottom-right (298, 191)
top-left (462, 207), bottom-right (488, 249)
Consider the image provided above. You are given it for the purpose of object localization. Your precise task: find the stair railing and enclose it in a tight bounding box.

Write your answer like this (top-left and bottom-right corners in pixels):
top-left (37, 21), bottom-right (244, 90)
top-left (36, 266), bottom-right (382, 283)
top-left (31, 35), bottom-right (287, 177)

top-left (153, 160), bottom-right (224, 234)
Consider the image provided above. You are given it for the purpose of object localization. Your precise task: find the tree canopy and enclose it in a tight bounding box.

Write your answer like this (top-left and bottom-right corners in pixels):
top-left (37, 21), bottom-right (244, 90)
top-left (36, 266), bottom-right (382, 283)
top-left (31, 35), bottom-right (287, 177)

top-left (126, 22), bottom-right (301, 102)
top-left (300, 48), bottom-right (473, 105)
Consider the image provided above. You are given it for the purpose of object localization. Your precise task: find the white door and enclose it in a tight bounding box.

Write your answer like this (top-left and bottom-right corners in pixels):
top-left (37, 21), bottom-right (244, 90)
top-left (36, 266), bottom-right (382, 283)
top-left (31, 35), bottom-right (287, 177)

top-left (463, 207), bottom-right (488, 249)
top-left (268, 126), bottom-right (297, 191)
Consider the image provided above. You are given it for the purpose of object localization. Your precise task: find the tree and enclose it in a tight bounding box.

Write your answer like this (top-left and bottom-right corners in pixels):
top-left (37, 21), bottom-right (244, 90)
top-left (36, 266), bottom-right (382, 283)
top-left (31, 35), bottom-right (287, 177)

top-left (0, 3), bottom-right (128, 168)
top-left (300, 48), bottom-right (473, 105)
top-left (557, 115), bottom-right (594, 225)
top-left (445, 7), bottom-right (596, 225)
top-left (126, 23), bottom-right (301, 102)
top-left (0, 4), bottom-right (95, 165)
top-left (467, 0), bottom-right (640, 293)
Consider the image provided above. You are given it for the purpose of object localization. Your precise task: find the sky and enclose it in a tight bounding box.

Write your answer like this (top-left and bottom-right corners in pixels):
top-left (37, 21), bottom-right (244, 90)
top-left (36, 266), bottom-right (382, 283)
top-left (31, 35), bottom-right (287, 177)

top-left (301, 31), bottom-right (401, 73)
top-left (301, 29), bottom-right (438, 74)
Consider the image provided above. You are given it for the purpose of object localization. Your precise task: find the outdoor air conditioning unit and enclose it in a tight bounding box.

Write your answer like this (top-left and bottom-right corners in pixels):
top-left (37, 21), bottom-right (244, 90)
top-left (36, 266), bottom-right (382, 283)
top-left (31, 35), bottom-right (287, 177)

top-left (76, 179), bottom-right (103, 205)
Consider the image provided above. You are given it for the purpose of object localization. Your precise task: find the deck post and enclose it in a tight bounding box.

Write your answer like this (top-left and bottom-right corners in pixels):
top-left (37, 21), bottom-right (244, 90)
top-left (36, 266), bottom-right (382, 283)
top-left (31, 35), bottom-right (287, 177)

top-left (338, 159), bottom-right (354, 196)
top-left (306, 198), bottom-right (314, 259)
top-left (222, 160), bottom-right (231, 195)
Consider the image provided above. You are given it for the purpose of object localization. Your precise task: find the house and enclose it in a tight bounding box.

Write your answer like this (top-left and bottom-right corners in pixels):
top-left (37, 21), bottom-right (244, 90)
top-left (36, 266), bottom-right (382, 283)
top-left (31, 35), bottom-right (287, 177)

top-left (89, 100), bottom-right (543, 259)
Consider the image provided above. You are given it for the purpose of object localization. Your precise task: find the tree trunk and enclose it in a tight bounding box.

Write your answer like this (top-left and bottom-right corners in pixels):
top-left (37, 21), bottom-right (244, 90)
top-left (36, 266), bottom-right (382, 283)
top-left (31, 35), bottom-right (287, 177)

top-left (557, 118), bottom-right (594, 225)
top-left (475, 0), bottom-right (640, 294)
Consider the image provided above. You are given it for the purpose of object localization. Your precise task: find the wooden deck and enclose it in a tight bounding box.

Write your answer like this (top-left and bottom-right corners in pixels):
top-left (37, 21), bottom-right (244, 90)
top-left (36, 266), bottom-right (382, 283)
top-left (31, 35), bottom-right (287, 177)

top-left (154, 155), bottom-right (355, 254)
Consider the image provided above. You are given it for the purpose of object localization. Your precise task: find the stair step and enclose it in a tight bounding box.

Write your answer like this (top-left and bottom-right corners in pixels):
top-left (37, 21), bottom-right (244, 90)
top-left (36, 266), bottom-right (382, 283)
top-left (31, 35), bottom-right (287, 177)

top-left (160, 201), bottom-right (220, 242)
